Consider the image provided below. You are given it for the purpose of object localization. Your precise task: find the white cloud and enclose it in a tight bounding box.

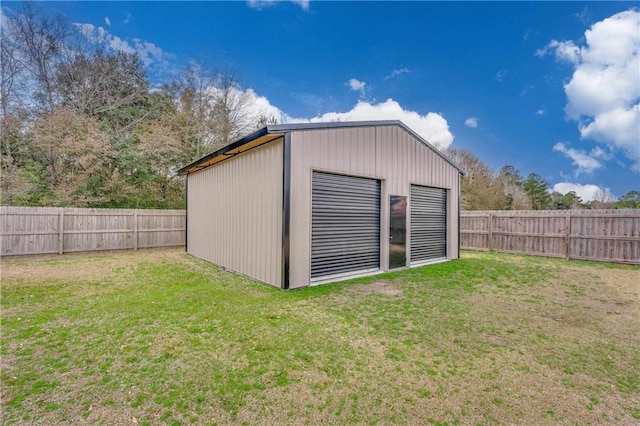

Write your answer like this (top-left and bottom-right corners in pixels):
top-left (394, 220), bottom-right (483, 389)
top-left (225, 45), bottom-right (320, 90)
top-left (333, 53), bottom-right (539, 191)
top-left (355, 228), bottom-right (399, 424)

top-left (292, 0), bottom-right (310, 11)
top-left (537, 40), bottom-right (580, 63)
top-left (192, 85), bottom-right (288, 139)
top-left (104, 16), bottom-right (111, 27)
top-left (590, 146), bottom-right (613, 160)
top-left (75, 23), bottom-right (131, 52)
top-left (246, 0), bottom-right (276, 10)
top-left (123, 13), bottom-right (131, 24)
top-left (202, 88), bottom-right (453, 149)
top-left (578, 105), bottom-right (640, 158)
top-left (73, 23), bottom-right (172, 68)
top-left (132, 38), bottom-right (166, 67)
top-left (495, 70), bottom-right (507, 82)
top-left (74, 22), bottom-right (96, 38)
top-left (544, 9), bottom-right (640, 169)
top-left (464, 117), bottom-right (478, 128)
top-left (576, 6), bottom-right (590, 25)
top-left (242, 88), bottom-right (289, 123)
top-left (552, 182), bottom-right (612, 202)
top-left (108, 34), bottom-right (135, 54)
top-left (520, 85), bottom-right (536, 97)
top-left (385, 68), bottom-right (410, 80)
top-left (295, 99), bottom-right (454, 149)
top-left (347, 78), bottom-right (366, 93)
top-left (553, 142), bottom-right (603, 174)
top-left (247, 0), bottom-right (309, 10)
top-left (535, 108), bottom-right (546, 116)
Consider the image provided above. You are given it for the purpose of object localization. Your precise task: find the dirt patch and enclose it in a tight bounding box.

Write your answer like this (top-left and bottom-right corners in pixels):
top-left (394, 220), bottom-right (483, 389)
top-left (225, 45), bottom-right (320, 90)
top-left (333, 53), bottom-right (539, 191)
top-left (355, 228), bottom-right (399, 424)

top-left (460, 250), bottom-right (490, 259)
top-left (593, 267), bottom-right (640, 299)
top-left (349, 280), bottom-right (403, 297)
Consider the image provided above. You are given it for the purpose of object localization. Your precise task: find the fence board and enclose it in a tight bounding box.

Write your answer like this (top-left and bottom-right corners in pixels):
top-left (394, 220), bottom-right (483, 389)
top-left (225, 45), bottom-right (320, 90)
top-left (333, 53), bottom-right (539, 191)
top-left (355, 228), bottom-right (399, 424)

top-left (1, 207), bottom-right (185, 256)
top-left (461, 209), bottom-right (640, 264)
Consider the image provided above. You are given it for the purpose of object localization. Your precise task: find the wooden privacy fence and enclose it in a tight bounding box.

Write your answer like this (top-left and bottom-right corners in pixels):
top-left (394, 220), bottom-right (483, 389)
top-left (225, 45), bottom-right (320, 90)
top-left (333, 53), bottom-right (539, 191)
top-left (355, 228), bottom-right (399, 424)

top-left (1, 206), bottom-right (186, 256)
top-left (461, 209), bottom-right (640, 264)
top-left (3, 207), bottom-right (639, 264)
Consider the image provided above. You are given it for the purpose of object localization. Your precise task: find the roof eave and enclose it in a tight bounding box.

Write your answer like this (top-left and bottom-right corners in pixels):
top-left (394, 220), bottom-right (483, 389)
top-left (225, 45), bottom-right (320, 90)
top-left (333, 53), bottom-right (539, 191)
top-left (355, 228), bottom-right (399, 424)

top-left (177, 127), bottom-right (271, 175)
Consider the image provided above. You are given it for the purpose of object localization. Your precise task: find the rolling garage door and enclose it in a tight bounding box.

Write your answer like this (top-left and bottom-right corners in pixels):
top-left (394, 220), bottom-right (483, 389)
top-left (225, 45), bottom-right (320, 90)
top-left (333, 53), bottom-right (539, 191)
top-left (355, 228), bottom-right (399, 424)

top-left (410, 185), bottom-right (447, 263)
top-left (311, 171), bottom-right (381, 279)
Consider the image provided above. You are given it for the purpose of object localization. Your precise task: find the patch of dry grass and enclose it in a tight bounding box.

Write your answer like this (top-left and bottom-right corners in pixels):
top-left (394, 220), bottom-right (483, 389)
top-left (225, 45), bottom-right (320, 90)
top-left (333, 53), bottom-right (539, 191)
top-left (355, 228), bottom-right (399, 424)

top-left (1, 248), bottom-right (639, 425)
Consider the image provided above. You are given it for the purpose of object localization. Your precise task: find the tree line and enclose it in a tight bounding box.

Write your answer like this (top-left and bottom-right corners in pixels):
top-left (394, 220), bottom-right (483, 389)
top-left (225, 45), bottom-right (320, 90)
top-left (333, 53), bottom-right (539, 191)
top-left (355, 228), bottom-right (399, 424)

top-left (1, 4), bottom-right (637, 210)
top-left (1, 4), bottom-right (272, 208)
top-left (445, 148), bottom-right (639, 210)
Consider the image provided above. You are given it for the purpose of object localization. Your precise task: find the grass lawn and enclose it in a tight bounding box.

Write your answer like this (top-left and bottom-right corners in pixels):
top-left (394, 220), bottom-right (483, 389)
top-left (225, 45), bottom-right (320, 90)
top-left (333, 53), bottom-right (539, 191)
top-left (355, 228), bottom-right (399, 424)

top-left (1, 248), bottom-right (639, 425)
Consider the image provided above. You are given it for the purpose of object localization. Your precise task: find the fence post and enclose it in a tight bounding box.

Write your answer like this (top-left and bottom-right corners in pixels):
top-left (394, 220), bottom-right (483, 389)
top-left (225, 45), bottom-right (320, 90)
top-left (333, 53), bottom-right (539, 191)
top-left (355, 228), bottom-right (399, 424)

top-left (58, 210), bottom-right (64, 255)
top-left (565, 211), bottom-right (571, 259)
top-left (133, 211), bottom-right (138, 251)
top-left (487, 212), bottom-right (493, 251)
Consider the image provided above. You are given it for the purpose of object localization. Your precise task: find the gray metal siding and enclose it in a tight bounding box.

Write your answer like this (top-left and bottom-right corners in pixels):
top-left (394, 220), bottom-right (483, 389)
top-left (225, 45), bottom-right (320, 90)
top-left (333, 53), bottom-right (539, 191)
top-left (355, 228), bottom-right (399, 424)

top-left (187, 139), bottom-right (283, 287)
top-left (410, 185), bottom-right (447, 262)
top-left (311, 172), bottom-right (381, 279)
top-left (289, 125), bottom-right (460, 288)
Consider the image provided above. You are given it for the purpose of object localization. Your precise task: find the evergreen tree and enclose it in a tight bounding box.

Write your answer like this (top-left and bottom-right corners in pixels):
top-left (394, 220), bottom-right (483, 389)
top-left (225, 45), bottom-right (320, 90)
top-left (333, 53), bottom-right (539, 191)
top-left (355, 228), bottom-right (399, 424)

top-left (523, 173), bottom-right (551, 210)
top-left (615, 190), bottom-right (640, 209)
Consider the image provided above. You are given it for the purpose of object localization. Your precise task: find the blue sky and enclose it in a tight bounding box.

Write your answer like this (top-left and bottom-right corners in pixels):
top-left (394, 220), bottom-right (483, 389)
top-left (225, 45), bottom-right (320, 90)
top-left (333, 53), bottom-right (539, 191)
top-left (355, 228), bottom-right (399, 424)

top-left (9, 1), bottom-right (640, 200)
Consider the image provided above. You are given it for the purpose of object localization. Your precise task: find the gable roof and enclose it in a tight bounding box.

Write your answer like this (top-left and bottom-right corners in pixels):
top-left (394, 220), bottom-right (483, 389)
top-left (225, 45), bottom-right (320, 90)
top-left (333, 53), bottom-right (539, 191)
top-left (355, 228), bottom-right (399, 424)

top-left (178, 120), bottom-right (463, 175)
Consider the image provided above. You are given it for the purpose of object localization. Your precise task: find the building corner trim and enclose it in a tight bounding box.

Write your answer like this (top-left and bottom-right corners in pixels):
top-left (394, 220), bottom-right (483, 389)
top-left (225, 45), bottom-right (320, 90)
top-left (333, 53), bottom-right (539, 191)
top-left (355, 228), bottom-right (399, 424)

top-left (457, 174), bottom-right (461, 259)
top-left (185, 176), bottom-right (188, 253)
top-left (281, 134), bottom-right (292, 289)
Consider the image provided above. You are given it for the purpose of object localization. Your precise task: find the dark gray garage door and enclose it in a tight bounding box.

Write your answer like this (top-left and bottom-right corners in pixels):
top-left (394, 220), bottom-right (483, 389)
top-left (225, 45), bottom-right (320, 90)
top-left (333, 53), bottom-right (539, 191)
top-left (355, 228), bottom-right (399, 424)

top-left (410, 185), bottom-right (447, 263)
top-left (311, 171), bottom-right (381, 279)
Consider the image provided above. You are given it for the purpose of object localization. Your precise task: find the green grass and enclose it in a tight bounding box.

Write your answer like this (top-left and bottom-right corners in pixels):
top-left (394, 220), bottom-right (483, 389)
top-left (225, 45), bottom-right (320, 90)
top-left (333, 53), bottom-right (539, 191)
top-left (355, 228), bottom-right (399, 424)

top-left (1, 248), bottom-right (639, 425)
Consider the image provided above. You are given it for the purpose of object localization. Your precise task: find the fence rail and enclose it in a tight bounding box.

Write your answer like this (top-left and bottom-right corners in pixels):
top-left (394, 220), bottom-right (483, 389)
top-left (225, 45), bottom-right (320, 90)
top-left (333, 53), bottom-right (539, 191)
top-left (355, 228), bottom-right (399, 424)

top-left (1, 206), bottom-right (186, 256)
top-left (461, 209), bottom-right (640, 264)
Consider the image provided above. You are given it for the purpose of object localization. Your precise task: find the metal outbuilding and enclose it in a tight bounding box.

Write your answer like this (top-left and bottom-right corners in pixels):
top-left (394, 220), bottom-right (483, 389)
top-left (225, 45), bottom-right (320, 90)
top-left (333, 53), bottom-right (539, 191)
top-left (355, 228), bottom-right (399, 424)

top-left (178, 120), bottom-right (463, 289)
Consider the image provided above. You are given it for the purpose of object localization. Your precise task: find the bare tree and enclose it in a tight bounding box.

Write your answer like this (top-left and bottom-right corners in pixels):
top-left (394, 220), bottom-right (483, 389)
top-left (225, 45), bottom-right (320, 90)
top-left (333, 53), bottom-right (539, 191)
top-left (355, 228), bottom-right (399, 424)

top-left (7, 3), bottom-right (70, 112)
top-left (592, 188), bottom-right (616, 209)
top-left (255, 114), bottom-right (278, 128)
top-left (180, 63), bottom-right (216, 157)
top-left (180, 63), bottom-right (257, 159)
top-left (210, 72), bottom-right (255, 146)
top-left (446, 147), bottom-right (507, 210)
top-left (1, 30), bottom-right (24, 117)
top-left (55, 50), bottom-right (148, 124)
top-left (1, 26), bottom-right (26, 205)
